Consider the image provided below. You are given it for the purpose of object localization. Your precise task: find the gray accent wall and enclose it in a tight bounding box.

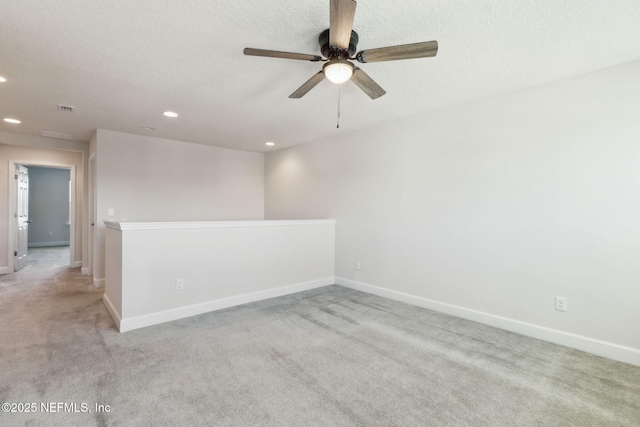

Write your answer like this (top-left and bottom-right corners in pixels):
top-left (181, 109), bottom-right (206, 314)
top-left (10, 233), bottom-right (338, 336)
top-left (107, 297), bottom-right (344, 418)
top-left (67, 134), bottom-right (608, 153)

top-left (28, 166), bottom-right (71, 247)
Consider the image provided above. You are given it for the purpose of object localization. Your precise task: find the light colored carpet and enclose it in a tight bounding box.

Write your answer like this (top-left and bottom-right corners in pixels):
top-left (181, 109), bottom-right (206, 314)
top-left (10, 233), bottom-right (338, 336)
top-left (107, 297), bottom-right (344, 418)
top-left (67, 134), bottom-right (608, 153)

top-left (1, 247), bottom-right (639, 426)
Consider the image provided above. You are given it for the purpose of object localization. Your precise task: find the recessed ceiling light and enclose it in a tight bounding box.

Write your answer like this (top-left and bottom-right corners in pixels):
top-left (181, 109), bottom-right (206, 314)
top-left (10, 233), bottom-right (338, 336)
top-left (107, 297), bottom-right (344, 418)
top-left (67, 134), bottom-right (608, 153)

top-left (265, 142), bottom-right (275, 146)
top-left (0, 76), bottom-right (6, 83)
top-left (163, 111), bottom-right (178, 118)
top-left (142, 126), bottom-right (156, 131)
top-left (4, 118), bottom-right (21, 124)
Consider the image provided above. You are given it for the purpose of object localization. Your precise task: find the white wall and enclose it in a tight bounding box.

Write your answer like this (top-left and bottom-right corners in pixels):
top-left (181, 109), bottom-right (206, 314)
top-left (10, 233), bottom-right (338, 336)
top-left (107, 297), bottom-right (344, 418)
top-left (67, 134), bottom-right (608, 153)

top-left (94, 130), bottom-right (265, 283)
top-left (265, 60), bottom-right (640, 364)
top-left (104, 220), bottom-right (335, 332)
top-left (0, 135), bottom-right (85, 272)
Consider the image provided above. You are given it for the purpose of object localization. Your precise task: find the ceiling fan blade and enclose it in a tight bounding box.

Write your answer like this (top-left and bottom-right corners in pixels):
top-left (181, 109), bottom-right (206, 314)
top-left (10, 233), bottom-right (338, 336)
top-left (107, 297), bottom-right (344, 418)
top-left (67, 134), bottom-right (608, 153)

top-left (356, 41), bottom-right (438, 63)
top-left (330, 0), bottom-right (357, 50)
top-left (244, 48), bottom-right (322, 62)
top-left (289, 71), bottom-right (326, 98)
top-left (351, 67), bottom-right (386, 99)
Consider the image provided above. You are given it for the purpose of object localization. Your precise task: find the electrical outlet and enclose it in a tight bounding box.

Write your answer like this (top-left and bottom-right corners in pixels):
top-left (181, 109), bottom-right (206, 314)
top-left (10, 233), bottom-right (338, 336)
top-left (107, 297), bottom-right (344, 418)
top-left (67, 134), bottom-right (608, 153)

top-left (108, 208), bottom-right (114, 217)
top-left (355, 261), bottom-right (361, 270)
top-left (555, 296), bottom-right (567, 312)
top-left (176, 278), bottom-right (184, 290)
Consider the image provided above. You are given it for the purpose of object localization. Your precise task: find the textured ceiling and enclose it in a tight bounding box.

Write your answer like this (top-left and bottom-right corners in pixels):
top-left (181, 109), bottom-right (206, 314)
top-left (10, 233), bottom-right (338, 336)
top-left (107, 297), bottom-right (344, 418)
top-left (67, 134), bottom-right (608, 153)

top-left (1, 0), bottom-right (640, 153)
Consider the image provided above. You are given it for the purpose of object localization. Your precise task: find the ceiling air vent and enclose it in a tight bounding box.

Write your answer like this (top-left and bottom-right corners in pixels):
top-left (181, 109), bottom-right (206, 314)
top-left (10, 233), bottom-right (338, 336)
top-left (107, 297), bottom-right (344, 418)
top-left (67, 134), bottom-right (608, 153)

top-left (57, 104), bottom-right (75, 112)
top-left (41, 130), bottom-right (74, 140)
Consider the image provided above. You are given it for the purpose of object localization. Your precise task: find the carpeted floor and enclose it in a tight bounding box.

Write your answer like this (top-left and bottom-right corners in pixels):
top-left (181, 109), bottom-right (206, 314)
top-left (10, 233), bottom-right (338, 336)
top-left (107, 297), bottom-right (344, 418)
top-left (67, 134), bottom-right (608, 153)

top-left (1, 247), bottom-right (639, 426)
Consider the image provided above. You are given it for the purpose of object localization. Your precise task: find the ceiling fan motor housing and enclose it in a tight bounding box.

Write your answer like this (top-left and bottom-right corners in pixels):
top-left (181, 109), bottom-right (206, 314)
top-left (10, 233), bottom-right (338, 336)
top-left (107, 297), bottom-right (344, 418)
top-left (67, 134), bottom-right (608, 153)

top-left (319, 29), bottom-right (359, 59)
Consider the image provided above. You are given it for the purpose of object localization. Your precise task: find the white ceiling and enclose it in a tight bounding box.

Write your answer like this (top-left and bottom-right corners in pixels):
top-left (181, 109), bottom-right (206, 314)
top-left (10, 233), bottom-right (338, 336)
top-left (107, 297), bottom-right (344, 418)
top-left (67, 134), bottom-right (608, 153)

top-left (1, 0), bottom-right (640, 153)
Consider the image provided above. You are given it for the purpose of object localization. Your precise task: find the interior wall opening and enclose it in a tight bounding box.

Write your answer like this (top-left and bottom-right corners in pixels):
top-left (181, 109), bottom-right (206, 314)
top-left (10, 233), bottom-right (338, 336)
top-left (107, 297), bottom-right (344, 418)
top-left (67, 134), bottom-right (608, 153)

top-left (8, 161), bottom-right (77, 272)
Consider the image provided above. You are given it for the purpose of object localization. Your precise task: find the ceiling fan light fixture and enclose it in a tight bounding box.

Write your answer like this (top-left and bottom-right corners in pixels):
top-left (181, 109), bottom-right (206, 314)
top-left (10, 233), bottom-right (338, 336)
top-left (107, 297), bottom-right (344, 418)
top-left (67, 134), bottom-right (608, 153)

top-left (323, 60), bottom-right (354, 84)
top-left (243, 0), bottom-right (438, 99)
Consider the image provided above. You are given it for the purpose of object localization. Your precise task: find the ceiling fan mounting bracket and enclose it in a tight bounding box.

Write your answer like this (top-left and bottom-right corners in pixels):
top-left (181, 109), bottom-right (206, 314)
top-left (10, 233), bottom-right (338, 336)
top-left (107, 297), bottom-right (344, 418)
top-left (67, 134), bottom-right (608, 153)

top-left (319, 29), bottom-right (358, 60)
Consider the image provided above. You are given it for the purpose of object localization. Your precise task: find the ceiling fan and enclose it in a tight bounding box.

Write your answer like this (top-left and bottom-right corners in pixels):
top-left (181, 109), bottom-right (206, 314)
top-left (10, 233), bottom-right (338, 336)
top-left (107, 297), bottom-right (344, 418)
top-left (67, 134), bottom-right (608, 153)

top-left (244, 0), bottom-right (438, 100)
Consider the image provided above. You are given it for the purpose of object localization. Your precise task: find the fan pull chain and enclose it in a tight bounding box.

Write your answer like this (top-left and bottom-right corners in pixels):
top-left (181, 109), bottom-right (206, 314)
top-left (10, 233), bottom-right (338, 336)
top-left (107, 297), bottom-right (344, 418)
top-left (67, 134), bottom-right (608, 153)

top-left (337, 84), bottom-right (341, 129)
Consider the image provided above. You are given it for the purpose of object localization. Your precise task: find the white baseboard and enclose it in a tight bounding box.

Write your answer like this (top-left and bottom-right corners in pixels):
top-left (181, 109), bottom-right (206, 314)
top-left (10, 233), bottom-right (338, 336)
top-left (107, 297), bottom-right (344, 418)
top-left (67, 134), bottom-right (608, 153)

top-left (93, 278), bottom-right (105, 288)
top-left (115, 277), bottom-right (335, 333)
top-left (73, 261), bottom-right (82, 268)
top-left (103, 294), bottom-right (122, 331)
top-left (0, 266), bottom-right (11, 275)
top-left (81, 267), bottom-right (90, 275)
top-left (28, 241), bottom-right (70, 248)
top-left (336, 277), bottom-right (640, 367)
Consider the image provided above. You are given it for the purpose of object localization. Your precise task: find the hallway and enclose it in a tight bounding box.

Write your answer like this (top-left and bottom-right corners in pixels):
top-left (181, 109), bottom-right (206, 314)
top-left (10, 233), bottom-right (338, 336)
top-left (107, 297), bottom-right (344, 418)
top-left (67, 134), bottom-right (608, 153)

top-left (0, 246), bottom-right (82, 292)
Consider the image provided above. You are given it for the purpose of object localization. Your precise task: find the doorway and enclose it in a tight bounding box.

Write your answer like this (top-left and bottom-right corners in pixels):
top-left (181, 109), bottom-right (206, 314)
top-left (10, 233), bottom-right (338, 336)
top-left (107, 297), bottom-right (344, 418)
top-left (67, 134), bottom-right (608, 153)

top-left (8, 161), bottom-right (76, 272)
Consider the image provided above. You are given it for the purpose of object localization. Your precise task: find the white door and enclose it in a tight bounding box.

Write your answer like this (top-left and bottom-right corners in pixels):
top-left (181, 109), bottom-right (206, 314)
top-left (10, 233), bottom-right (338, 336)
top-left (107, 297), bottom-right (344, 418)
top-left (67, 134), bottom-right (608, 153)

top-left (15, 165), bottom-right (30, 271)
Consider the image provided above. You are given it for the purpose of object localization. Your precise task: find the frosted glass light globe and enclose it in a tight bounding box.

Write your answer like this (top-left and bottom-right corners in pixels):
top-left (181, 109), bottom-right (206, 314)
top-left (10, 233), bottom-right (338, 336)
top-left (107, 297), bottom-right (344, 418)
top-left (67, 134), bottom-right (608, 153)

top-left (323, 60), bottom-right (354, 84)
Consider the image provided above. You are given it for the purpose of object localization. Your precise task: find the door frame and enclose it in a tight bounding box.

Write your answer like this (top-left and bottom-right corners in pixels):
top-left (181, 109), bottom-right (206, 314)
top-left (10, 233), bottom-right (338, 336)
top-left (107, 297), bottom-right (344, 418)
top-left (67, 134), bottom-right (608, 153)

top-left (7, 160), bottom-right (77, 272)
top-left (86, 153), bottom-right (96, 277)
